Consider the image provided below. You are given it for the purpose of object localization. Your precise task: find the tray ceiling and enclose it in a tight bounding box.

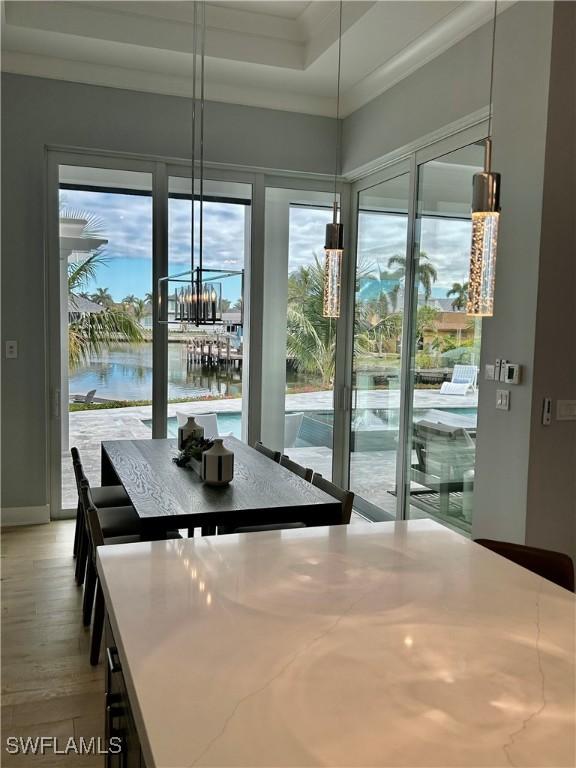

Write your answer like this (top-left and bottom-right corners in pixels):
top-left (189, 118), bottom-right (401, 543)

top-left (1, 1), bottom-right (512, 116)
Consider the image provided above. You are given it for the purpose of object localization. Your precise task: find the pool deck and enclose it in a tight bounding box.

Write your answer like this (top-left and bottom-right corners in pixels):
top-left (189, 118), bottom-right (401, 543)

top-left (63, 388), bottom-right (477, 510)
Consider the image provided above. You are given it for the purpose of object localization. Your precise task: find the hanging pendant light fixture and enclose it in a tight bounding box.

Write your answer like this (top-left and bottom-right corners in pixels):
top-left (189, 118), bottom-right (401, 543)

top-left (467, 0), bottom-right (501, 317)
top-left (323, 0), bottom-right (344, 319)
top-left (158, 1), bottom-right (243, 327)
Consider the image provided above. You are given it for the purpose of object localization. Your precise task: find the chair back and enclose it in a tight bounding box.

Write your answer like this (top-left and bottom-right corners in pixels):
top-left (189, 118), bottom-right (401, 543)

top-left (254, 442), bottom-right (281, 463)
top-left (176, 411), bottom-right (219, 438)
top-left (475, 539), bottom-right (575, 592)
top-left (79, 481), bottom-right (105, 551)
top-left (284, 412), bottom-right (304, 449)
top-left (451, 365), bottom-right (477, 386)
top-left (311, 473), bottom-right (354, 524)
top-left (279, 455), bottom-right (313, 482)
top-left (71, 446), bottom-right (88, 494)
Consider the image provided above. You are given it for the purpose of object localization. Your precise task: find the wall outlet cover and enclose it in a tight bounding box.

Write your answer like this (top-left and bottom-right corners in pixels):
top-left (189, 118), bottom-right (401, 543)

top-left (485, 364), bottom-right (495, 380)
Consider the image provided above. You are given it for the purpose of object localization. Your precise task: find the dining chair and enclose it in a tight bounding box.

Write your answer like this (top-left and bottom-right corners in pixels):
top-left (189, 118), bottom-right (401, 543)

top-left (78, 479), bottom-right (141, 631)
top-left (71, 447), bottom-right (132, 585)
top-left (311, 473), bottom-right (354, 524)
top-left (79, 481), bottom-right (142, 665)
top-left (474, 539), bottom-right (575, 592)
top-left (279, 455), bottom-right (313, 482)
top-left (254, 441), bottom-right (281, 463)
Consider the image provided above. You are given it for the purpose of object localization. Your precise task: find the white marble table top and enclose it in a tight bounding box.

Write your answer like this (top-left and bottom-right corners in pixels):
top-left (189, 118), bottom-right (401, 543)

top-left (97, 521), bottom-right (575, 768)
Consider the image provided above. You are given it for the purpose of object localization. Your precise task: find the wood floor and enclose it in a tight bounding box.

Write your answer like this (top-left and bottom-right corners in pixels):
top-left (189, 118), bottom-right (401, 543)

top-left (1, 521), bottom-right (105, 766)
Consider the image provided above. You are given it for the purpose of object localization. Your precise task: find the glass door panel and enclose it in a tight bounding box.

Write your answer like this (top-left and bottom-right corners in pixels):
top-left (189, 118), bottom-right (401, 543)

top-left (166, 176), bottom-right (251, 439)
top-left (350, 173), bottom-right (410, 520)
top-left (262, 188), bottom-right (336, 476)
top-left (406, 144), bottom-right (484, 532)
top-left (60, 166), bottom-right (153, 508)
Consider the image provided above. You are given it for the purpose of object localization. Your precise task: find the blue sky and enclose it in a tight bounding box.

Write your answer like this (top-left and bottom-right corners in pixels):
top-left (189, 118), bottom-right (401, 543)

top-left (61, 189), bottom-right (471, 303)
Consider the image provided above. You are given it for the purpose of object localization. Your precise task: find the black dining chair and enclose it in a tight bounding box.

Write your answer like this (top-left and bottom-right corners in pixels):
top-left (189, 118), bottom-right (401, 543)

top-left (311, 473), bottom-right (354, 525)
top-left (279, 455), bottom-right (313, 482)
top-left (475, 539), bottom-right (575, 592)
top-left (78, 478), bottom-right (141, 630)
top-left (70, 447), bottom-right (130, 585)
top-left (79, 481), bottom-right (142, 665)
top-left (254, 441), bottom-right (281, 463)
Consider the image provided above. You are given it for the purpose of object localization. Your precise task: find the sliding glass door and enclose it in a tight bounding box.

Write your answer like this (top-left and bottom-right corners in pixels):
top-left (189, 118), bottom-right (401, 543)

top-left (59, 165), bottom-right (153, 509)
top-left (406, 144), bottom-right (484, 533)
top-left (350, 172), bottom-right (410, 520)
top-left (165, 175), bottom-right (251, 440)
top-left (348, 134), bottom-right (486, 532)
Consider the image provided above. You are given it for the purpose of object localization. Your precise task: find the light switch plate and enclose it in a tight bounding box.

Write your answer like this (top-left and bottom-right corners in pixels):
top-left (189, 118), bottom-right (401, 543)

top-left (484, 364), bottom-right (495, 380)
top-left (496, 389), bottom-right (510, 410)
top-left (557, 400), bottom-right (576, 421)
top-left (5, 340), bottom-right (17, 359)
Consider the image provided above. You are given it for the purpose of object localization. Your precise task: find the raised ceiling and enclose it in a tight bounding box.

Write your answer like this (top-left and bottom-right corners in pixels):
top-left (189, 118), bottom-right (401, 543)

top-left (1, 1), bottom-right (512, 117)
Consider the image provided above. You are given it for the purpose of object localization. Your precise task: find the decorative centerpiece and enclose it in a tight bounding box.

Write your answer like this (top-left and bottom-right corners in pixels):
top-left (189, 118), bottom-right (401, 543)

top-left (178, 415), bottom-right (204, 450)
top-left (173, 419), bottom-right (234, 486)
top-left (202, 439), bottom-right (234, 486)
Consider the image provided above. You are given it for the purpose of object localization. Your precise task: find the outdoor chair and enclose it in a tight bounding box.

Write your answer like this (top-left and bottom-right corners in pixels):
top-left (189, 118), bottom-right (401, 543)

top-left (439, 365), bottom-right (478, 395)
top-left (284, 411), bottom-right (304, 448)
top-left (311, 473), bottom-right (354, 524)
top-left (73, 389), bottom-right (97, 404)
top-left (410, 421), bottom-right (476, 520)
top-left (475, 539), bottom-right (574, 592)
top-left (176, 411), bottom-right (233, 439)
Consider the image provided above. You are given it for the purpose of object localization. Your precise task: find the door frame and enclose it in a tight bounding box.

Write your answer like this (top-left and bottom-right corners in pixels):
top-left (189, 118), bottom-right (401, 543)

top-left (46, 148), bottom-right (345, 517)
top-left (346, 122), bottom-right (489, 521)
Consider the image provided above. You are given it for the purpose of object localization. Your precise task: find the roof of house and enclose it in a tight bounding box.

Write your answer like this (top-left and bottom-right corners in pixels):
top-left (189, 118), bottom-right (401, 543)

top-left (69, 294), bottom-right (105, 314)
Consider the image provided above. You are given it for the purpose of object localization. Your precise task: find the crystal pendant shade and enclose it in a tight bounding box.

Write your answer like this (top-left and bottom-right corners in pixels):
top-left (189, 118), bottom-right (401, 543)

top-left (323, 220), bottom-right (343, 318)
top-left (467, 210), bottom-right (499, 317)
top-left (467, 159), bottom-right (501, 317)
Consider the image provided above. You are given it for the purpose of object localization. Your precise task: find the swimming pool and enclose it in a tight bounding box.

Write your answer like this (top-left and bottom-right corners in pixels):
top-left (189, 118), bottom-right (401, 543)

top-left (146, 405), bottom-right (478, 448)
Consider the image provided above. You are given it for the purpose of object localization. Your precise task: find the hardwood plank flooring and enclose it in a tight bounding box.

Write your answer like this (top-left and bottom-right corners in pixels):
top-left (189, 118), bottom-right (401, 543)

top-left (1, 521), bottom-right (105, 766)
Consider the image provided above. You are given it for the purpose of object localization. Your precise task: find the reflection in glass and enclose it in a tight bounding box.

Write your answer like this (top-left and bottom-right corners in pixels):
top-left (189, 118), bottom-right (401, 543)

top-left (406, 143), bottom-right (484, 533)
top-left (351, 173), bottom-right (410, 519)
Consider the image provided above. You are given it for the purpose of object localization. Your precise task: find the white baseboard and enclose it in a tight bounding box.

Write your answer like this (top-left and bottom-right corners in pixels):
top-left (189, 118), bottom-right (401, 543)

top-left (1, 505), bottom-right (51, 527)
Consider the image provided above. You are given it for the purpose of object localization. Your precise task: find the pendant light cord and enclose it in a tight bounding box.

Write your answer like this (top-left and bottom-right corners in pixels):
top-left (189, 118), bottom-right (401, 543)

top-left (191, 0), bottom-right (198, 276)
top-left (199, 0), bottom-right (206, 277)
top-left (333, 0), bottom-right (343, 214)
top-left (487, 0), bottom-right (498, 163)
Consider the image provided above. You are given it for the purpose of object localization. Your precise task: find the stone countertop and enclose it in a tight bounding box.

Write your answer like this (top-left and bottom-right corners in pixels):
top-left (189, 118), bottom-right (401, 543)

top-left (97, 520), bottom-right (575, 768)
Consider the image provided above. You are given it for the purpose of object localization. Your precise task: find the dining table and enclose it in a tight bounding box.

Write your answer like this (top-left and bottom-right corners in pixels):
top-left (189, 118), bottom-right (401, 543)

top-left (100, 437), bottom-right (343, 538)
top-left (96, 519), bottom-right (576, 767)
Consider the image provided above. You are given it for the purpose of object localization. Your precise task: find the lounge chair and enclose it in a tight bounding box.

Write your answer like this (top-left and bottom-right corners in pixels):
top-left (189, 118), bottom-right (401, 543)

top-left (439, 365), bottom-right (478, 395)
top-left (175, 411), bottom-right (233, 439)
top-left (73, 389), bottom-right (97, 404)
top-left (284, 412), bottom-right (304, 449)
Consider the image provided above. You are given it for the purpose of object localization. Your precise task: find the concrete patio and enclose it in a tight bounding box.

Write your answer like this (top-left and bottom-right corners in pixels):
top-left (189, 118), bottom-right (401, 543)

top-left (63, 388), bottom-right (478, 522)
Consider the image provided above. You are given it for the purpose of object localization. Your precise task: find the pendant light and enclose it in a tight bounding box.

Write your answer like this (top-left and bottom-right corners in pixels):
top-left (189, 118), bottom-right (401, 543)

top-left (323, 0), bottom-right (344, 319)
top-left (158, 1), bottom-right (243, 327)
top-left (467, 0), bottom-right (501, 317)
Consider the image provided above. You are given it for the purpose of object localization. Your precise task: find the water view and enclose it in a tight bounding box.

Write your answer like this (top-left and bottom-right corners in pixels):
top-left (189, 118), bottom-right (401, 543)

top-left (68, 341), bottom-right (322, 404)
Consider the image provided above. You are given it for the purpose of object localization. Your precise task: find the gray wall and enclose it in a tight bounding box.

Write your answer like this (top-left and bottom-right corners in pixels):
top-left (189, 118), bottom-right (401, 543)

top-left (0, 74), bottom-right (335, 515)
top-left (525, 1), bottom-right (576, 557)
top-left (342, 18), bottom-right (491, 175)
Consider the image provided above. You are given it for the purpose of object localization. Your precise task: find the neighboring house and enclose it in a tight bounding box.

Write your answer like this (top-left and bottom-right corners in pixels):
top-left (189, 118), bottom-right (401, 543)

top-left (68, 293), bottom-right (106, 321)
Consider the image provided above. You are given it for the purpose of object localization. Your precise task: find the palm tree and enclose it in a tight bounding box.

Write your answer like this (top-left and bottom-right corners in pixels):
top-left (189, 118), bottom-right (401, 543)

top-left (286, 256), bottom-right (336, 387)
top-left (131, 298), bottom-right (148, 322)
top-left (446, 281), bottom-right (469, 310)
top-left (122, 293), bottom-right (137, 306)
top-left (144, 292), bottom-right (154, 305)
top-left (90, 287), bottom-right (114, 307)
top-left (66, 230), bottom-right (144, 367)
top-left (387, 251), bottom-right (438, 301)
